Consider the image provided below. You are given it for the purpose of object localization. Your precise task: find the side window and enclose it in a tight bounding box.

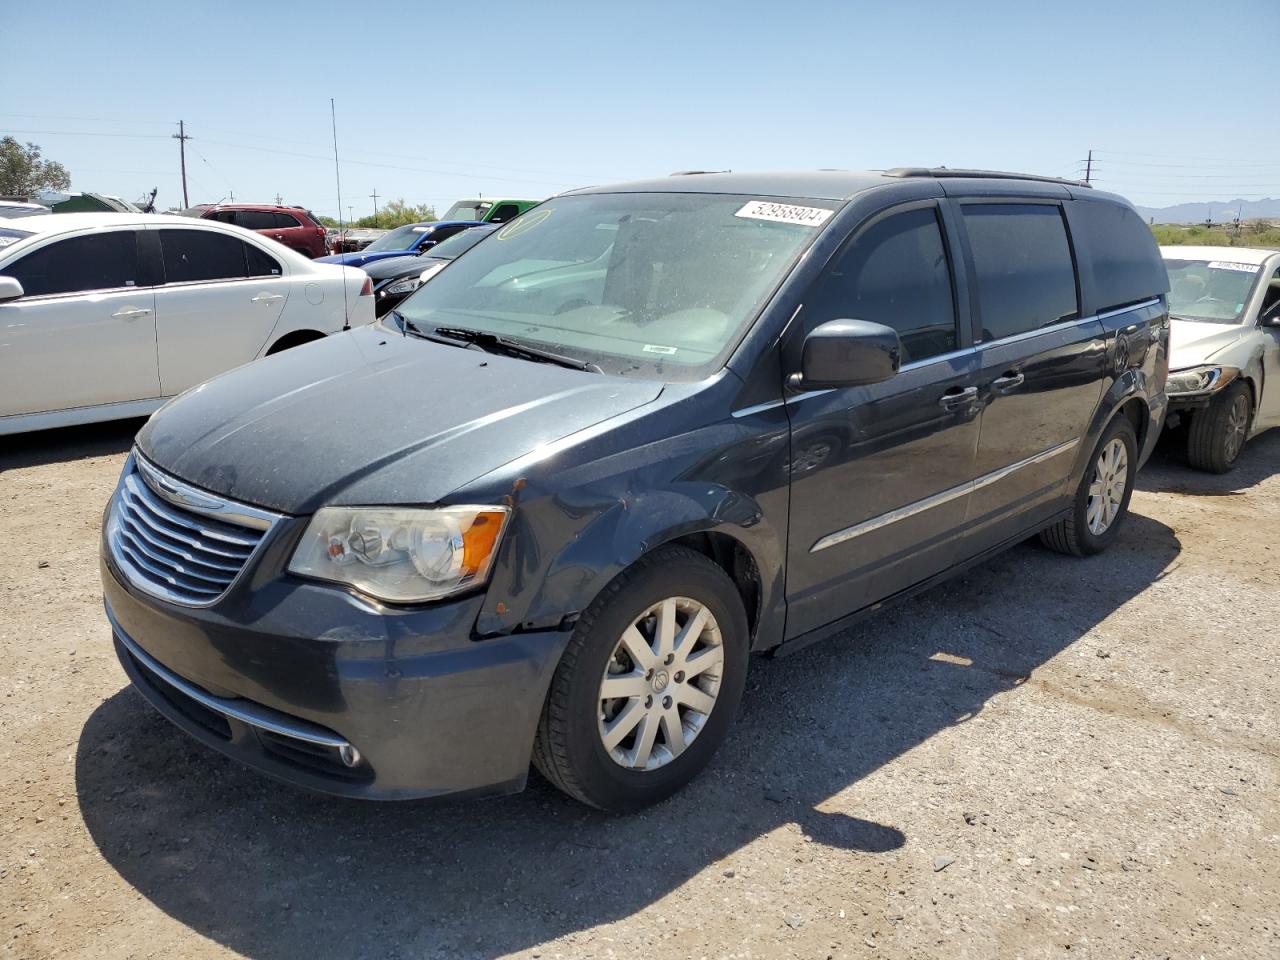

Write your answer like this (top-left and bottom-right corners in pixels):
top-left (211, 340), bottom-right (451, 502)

top-left (962, 204), bottom-right (1079, 341)
top-left (244, 243), bottom-right (282, 277)
top-left (160, 230), bottom-right (248, 283)
top-left (805, 206), bottom-right (958, 364)
top-left (208, 210), bottom-right (237, 224)
top-left (1066, 199), bottom-right (1167, 311)
top-left (273, 212), bottom-right (301, 229)
top-left (488, 203), bottom-right (521, 224)
top-left (1262, 267), bottom-right (1280, 323)
top-left (422, 225), bottom-right (462, 247)
top-left (235, 211), bottom-right (277, 231)
top-left (2, 231), bottom-right (140, 297)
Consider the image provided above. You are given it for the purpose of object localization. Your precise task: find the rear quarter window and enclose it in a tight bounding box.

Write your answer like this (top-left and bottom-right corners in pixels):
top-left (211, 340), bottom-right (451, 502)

top-left (1065, 198), bottom-right (1169, 313)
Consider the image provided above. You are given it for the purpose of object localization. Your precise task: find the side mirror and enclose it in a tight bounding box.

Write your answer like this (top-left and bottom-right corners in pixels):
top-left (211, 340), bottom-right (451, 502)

top-left (0, 276), bottom-right (24, 303)
top-left (791, 319), bottom-right (901, 390)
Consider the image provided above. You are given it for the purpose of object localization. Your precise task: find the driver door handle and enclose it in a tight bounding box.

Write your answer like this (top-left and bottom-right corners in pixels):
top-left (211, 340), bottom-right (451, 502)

top-left (991, 372), bottom-right (1025, 393)
top-left (251, 293), bottom-right (284, 305)
top-left (938, 386), bottom-right (978, 409)
top-left (111, 307), bottom-right (152, 320)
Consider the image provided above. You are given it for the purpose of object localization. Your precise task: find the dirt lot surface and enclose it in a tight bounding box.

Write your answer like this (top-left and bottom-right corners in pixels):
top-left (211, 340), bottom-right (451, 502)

top-left (2, 420), bottom-right (1278, 960)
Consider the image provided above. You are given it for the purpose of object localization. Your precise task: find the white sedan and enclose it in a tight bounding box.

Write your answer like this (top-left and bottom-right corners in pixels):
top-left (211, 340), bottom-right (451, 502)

top-left (0, 213), bottom-right (374, 435)
top-left (1162, 244), bottom-right (1280, 472)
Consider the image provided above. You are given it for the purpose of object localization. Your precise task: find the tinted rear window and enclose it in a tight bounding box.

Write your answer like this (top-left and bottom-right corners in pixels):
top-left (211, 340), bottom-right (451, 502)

top-left (962, 203), bottom-right (1079, 341)
top-left (1066, 198), bottom-right (1169, 312)
top-left (160, 229), bottom-right (250, 282)
top-left (236, 210), bottom-right (278, 230)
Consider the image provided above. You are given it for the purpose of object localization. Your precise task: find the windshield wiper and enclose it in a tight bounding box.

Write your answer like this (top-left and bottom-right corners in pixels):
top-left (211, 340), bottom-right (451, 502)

top-left (432, 326), bottom-right (603, 373)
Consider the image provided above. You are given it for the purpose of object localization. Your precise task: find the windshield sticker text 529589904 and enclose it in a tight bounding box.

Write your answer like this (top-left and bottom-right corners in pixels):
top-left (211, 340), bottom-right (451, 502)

top-left (1207, 260), bottom-right (1259, 274)
top-left (735, 200), bottom-right (833, 227)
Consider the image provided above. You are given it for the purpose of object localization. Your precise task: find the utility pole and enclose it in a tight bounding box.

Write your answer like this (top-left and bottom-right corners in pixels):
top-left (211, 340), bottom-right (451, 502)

top-left (274, 192), bottom-right (282, 205)
top-left (369, 188), bottom-right (379, 227)
top-left (172, 121), bottom-right (192, 208)
top-left (1083, 149), bottom-right (1093, 185)
top-left (347, 205), bottom-right (354, 224)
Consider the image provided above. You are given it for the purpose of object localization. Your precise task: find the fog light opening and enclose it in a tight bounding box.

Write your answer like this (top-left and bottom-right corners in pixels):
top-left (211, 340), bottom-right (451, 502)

top-left (338, 744), bottom-right (362, 768)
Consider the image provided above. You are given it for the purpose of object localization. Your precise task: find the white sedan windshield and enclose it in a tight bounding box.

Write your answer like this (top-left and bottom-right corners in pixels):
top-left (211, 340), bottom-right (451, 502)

top-left (1165, 258), bottom-right (1262, 322)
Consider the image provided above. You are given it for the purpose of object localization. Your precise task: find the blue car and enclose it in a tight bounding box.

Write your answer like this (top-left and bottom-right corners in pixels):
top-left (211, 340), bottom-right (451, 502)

top-left (316, 220), bottom-right (484, 268)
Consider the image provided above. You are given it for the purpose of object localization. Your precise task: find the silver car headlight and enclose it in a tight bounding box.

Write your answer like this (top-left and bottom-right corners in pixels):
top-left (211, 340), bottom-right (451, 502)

top-left (1166, 365), bottom-right (1238, 396)
top-left (383, 277), bottom-right (421, 296)
top-left (288, 505), bottom-right (509, 603)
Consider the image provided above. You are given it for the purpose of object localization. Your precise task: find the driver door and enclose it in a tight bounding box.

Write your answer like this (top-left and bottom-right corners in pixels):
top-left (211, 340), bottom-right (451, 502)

top-left (0, 229), bottom-right (160, 417)
top-left (1256, 264), bottom-right (1280, 428)
top-left (783, 201), bottom-right (982, 638)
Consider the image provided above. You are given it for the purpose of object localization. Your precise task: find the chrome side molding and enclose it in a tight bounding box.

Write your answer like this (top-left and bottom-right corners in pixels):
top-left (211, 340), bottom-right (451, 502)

top-left (811, 438), bottom-right (1080, 553)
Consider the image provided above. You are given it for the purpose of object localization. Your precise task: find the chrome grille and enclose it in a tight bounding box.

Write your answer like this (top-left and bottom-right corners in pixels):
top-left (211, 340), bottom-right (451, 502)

top-left (106, 455), bottom-right (279, 606)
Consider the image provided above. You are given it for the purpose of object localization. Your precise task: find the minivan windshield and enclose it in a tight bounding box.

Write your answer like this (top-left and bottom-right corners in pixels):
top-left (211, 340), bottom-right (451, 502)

top-left (397, 192), bottom-right (837, 380)
top-left (1165, 258), bottom-right (1263, 323)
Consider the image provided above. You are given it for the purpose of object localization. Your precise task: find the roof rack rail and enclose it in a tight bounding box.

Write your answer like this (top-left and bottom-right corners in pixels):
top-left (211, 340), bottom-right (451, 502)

top-left (669, 170), bottom-right (731, 176)
top-left (883, 167), bottom-right (1091, 188)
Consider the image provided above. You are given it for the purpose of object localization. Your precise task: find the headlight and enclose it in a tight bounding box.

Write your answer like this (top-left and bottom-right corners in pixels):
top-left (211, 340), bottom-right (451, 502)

top-left (1166, 365), bottom-right (1238, 396)
top-left (288, 505), bottom-right (509, 603)
top-left (383, 277), bottom-right (421, 296)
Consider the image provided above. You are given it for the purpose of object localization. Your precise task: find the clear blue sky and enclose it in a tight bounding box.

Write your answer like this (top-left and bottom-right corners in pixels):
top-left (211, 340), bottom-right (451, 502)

top-left (5, 0), bottom-right (1279, 217)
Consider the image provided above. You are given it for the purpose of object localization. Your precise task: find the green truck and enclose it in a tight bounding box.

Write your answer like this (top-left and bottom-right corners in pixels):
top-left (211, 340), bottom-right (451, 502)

top-left (442, 198), bottom-right (541, 224)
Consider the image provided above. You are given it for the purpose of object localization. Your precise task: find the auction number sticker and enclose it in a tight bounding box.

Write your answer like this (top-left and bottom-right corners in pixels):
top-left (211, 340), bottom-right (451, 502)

top-left (1207, 261), bottom-right (1258, 273)
top-left (735, 200), bottom-right (833, 227)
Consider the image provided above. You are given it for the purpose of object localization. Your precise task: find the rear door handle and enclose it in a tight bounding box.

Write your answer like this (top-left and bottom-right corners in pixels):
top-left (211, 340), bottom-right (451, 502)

top-left (991, 372), bottom-right (1025, 393)
top-left (251, 293), bottom-right (284, 305)
top-left (111, 307), bottom-right (152, 320)
top-left (938, 386), bottom-right (979, 409)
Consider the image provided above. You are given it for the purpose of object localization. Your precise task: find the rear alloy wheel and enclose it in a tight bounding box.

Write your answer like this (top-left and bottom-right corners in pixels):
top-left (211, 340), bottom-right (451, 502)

top-left (533, 546), bottom-right (748, 812)
top-left (1187, 380), bottom-right (1252, 474)
top-left (1040, 416), bottom-right (1138, 557)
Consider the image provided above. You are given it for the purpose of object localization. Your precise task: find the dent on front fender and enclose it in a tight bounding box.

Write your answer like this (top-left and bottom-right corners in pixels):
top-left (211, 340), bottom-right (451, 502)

top-left (475, 482), bottom-right (783, 638)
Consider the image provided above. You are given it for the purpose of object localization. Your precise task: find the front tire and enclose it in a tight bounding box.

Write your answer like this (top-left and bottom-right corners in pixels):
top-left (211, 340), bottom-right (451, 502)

top-left (1040, 416), bottom-right (1138, 557)
top-left (532, 546), bottom-right (749, 812)
top-left (1187, 381), bottom-right (1251, 473)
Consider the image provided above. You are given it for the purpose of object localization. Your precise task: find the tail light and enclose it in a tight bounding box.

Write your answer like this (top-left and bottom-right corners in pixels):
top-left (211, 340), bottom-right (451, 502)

top-left (359, 278), bottom-right (373, 296)
top-left (315, 226), bottom-right (326, 238)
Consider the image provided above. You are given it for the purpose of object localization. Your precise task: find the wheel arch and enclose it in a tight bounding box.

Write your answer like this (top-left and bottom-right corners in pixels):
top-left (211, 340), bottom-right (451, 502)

top-left (265, 328), bottom-right (326, 355)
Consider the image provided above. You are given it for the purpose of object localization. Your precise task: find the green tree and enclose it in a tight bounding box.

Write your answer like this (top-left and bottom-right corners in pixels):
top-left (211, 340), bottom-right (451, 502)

top-left (0, 137), bottom-right (71, 197)
top-left (356, 198), bottom-right (437, 228)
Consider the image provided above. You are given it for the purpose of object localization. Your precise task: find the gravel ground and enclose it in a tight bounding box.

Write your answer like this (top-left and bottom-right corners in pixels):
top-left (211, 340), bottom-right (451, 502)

top-left (1, 420), bottom-right (1277, 960)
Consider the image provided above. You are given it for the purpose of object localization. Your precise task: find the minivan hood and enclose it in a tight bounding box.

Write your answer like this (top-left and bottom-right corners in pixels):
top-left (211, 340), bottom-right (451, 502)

top-left (1169, 319), bottom-right (1247, 370)
top-left (138, 326), bottom-right (663, 514)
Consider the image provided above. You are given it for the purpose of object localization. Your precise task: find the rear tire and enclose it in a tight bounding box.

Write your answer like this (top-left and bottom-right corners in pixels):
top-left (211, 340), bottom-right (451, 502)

top-left (532, 546), bottom-right (749, 812)
top-left (1040, 416), bottom-right (1138, 557)
top-left (1187, 380), bottom-right (1251, 474)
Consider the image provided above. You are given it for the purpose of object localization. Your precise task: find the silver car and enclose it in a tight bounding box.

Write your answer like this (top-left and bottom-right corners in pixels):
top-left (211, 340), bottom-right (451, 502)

top-left (1161, 245), bottom-right (1280, 472)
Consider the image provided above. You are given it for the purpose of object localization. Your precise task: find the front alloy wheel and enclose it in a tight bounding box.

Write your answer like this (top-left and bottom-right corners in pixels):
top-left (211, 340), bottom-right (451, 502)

top-left (1188, 381), bottom-right (1251, 473)
top-left (533, 546), bottom-right (748, 812)
top-left (598, 598), bottom-right (724, 771)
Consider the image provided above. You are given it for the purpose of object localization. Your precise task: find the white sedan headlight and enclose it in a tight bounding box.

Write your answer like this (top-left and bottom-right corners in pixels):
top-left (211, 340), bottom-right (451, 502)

top-left (1166, 365), bottom-right (1238, 396)
top-left (289, 505), bottom-right (509, 603)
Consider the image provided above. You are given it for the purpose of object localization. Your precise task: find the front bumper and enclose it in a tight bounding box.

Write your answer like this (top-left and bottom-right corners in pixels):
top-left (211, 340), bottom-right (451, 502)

top-left (102, 544), bottom-right (570, 800)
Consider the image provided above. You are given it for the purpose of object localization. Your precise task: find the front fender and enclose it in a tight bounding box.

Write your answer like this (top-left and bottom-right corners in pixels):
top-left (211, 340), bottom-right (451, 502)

top-left (468, 402), bottom-right (791, 650)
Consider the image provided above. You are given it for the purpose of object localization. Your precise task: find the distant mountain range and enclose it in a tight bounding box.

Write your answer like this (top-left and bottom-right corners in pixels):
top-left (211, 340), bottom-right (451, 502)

top-left (1133, 198), bottom-right (1280, 224)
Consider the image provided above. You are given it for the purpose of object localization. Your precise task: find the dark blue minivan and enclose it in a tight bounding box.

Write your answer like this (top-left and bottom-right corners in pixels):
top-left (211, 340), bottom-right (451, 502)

top-left (101, 169), bottom-right (1169, 811)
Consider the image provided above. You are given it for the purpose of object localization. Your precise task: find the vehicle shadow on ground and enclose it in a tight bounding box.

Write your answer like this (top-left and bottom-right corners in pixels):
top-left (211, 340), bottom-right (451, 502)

top-left (0, 418), bottom-right (144, 473)
top-left (76, 513), bottom-right (1180, 960)
top-left (1138, 428), bottom-right (1280, 497)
